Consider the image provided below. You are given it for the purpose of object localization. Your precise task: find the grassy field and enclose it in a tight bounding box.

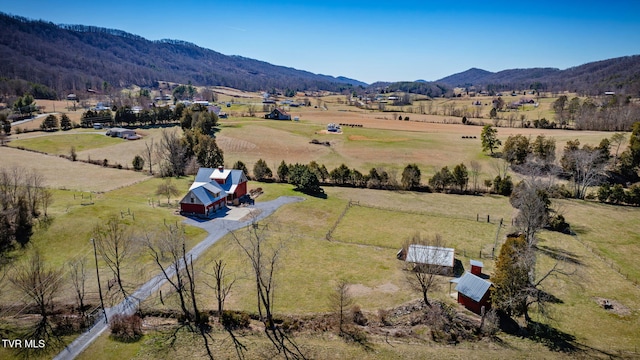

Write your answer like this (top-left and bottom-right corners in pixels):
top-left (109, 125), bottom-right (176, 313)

top-left (9, 132), bottom-right (122, 155)
top-left (1, 93), bottom-right (639, 359)
top-left (67, 182), bottom-right (640, 359)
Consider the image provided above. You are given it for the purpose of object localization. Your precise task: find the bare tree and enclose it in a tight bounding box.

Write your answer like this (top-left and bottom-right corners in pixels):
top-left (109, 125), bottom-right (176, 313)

top-left (247, 103), bottom-right (257, 117)
top-left (144, 138), bottom-right (155, 175)
top-left (157, 129), bottom-right (186, 177)
top-left (403, 233), bottom-right (448, 307)
top-left (328, 279), bottom-right (354, 335)
top-left (469, 160), bottom-right (481, 193)
top-left (68, 256), bottom-right (88, 321)
top-left (230, 220), bottom-right (306, 359)
top-left (156, 178), bottom-right (181, 204)
top-left (207, 260), bottom-right (236, 316)
top-left (145, 223), bottom-right (214, 359)
top-left (10, 251), bottom-right (64, 353)
top-left (566, 149), bottom-right (607, 199)
top-left (93, 215), bottom-right (133, 303)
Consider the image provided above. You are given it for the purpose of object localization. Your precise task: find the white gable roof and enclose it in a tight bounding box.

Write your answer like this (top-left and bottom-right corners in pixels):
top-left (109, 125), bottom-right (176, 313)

top-left (181, 181), bottom-right (226, 205)
top-left (405, 244), bottom-right (455, 267)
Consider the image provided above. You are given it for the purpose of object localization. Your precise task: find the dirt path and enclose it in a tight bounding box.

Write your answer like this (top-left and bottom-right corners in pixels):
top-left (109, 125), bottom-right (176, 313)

top-left (53, 196), bottom-right (303, 360)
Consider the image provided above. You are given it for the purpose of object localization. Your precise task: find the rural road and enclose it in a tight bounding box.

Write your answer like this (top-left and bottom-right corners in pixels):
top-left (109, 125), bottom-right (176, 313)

top-left (53, 196), bottom-right (304, 360)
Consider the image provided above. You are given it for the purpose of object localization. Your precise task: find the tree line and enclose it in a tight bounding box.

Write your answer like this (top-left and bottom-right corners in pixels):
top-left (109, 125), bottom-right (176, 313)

top-left (481, 123), bottom-right (640, 202)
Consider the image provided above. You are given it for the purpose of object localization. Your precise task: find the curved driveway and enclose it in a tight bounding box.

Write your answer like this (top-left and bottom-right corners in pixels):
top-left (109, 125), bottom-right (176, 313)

top-left (53, 196), bottom-right (304, 360)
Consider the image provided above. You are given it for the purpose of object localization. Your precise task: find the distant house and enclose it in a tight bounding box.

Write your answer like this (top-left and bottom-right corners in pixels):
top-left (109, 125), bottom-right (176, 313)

top-left (401, 244), bottom-right (455, 275)
top-left (265, 108), bottom-right (291, 120)
top-left (105, 127), bottom-right (139, 140)
top-left (66, 93), bottom-right (77, 101)
top-left (192, 166), bottom-right (248, 204)
top-left (454, 272), bottom-right (493, 315)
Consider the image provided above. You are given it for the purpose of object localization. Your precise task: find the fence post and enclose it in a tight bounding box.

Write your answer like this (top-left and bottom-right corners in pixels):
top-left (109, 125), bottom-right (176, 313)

top-left (487, 215), bottom-right (490, 223)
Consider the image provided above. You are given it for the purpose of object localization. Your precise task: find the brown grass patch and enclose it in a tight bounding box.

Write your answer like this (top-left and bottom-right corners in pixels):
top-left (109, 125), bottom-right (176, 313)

top-left (0, 146), bottom-right (150, 191)
top-left (347, 135), bottom-right (409, 142)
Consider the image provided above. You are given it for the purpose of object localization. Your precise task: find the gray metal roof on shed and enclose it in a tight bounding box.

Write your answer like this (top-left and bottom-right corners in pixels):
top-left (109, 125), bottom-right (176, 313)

top-left (405, 244), bottom-right (455, 267)
top-left (455, 272), bottom-right (492, 302)
top-left (470, 259), bottom-right (484, 268)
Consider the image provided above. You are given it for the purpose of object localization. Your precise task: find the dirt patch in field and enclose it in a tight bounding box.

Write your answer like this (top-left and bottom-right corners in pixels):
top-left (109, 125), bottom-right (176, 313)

top-left (347, 282), bottom-right (400, 297)
top-left (594, 297), bottom-right (632, 316)
top-left (317, 130), bottom-right (343, 135)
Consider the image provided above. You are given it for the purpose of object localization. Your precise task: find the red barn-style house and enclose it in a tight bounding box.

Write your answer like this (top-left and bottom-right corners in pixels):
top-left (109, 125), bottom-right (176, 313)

top-left (179, 166), bottom-right (248, 217)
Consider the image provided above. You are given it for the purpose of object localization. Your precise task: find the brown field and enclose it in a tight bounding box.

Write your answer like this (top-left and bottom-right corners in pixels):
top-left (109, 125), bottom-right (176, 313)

top-left (0, 146), bottom-right (150, 192)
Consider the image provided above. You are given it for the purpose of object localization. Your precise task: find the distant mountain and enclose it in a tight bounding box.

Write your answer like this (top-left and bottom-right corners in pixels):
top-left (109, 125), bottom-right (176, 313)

top-left (0, 13), bottom-right (367, 97)
top-left (436, 68), bottom-right (494, 87)
top-left (437, 57), bottom-right (640, 95)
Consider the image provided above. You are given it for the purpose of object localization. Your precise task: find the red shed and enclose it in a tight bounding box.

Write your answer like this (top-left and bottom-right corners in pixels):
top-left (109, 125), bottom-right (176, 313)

top-left (470, 259), bottom-right (483, 276)
top-left (455, 272), bottom-right (493, 315)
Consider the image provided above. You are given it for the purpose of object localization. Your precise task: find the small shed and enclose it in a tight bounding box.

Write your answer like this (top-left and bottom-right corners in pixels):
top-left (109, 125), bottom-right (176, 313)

top-left (470, 259), bottom-right (483, 276)
top-left (455, 272), bottom-right (493, 315)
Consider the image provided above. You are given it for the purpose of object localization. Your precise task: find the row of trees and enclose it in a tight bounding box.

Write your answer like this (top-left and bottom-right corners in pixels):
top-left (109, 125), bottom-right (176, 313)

top-left (480, 123), bottom-right (640, 200)
top-left (243, 159), bottom-right (426, 192)
top-left (40, 113), bottom-right (74, 131)
top-left (554, 95), bottom-right (640, 131)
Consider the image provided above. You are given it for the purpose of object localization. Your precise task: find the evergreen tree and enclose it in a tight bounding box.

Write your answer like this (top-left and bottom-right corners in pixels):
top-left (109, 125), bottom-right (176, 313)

top-left (253, 159), bottom-right (272, 181)
top-left (452, 163), bottom-right (469, 192)
top-left (14, 197), bottom-right (33, 248)
top-left (277, 160), bottom-right (290, 183)
top-left (481, 125), bottom-right (501, 155)
top-left (491, 234), bottom-right (529, 318)
top-left (233, 161), bottom-right (249, 178)
top-left (401, 163), bottom-right (421, 190)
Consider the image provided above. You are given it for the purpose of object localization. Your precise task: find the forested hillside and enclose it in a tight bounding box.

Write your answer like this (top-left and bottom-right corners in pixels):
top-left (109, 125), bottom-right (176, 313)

top-left (437, 57), bottom-right (640, 95)
top-left (0, 13), bottom-right (366, 97)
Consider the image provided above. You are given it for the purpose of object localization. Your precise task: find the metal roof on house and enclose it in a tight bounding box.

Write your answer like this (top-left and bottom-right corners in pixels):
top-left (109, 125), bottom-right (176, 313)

top-left (193, 167), bottom-right (247, 194)
top-left (180, 184), bottom-right (225, 206)
top-left (455, 272), bottom-right (492, 302)
top-left (405, 244), bottom-right (455, 267)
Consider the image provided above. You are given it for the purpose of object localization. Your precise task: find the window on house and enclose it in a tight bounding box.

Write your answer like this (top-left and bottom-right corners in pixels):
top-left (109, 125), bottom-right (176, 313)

top-left (190, 197), bottom-right (194, 203)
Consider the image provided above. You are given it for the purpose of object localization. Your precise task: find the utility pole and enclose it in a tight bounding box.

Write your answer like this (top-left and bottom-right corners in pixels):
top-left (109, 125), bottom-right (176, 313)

top-left (92, 238), bottom-right (107, 323)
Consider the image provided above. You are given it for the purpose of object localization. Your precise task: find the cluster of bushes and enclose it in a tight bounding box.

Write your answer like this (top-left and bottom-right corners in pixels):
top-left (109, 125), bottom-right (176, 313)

top-left (597, 183), bottom-right (640, 206)
top-left (110, 314), bottom-right (143, 342)
top-left (428, 164), bottom-right (468, 193)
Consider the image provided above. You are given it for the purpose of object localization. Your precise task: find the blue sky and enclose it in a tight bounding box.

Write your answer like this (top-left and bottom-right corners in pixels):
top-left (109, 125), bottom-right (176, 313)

top-left (3, 1), bottom-right (640, 84)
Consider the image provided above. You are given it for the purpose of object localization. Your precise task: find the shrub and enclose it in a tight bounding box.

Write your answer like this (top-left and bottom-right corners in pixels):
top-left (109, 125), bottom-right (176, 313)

top-left (110, 314), bottom-right (143, 342)
top-left (221, 310), bottom-right (250, 330)
top-left (132, 155), bottom-right (145, 171)
top-left (351, 305), bottom-right (367, 326)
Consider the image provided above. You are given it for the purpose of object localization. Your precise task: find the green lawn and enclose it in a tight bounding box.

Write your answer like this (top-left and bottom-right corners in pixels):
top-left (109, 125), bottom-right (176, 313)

top-left (9, 133), bottom-right (122, 155)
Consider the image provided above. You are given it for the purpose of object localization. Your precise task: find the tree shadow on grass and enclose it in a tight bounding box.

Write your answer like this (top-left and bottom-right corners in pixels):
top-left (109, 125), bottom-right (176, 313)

top-left (536, 245), bottom-right (583, 266)
top-left (526, 321), bottom-right (578, 353)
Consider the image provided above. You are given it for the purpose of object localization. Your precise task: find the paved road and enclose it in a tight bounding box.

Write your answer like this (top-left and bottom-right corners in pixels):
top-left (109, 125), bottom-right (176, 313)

top-left (53, 196), bottom-right (304, 360)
